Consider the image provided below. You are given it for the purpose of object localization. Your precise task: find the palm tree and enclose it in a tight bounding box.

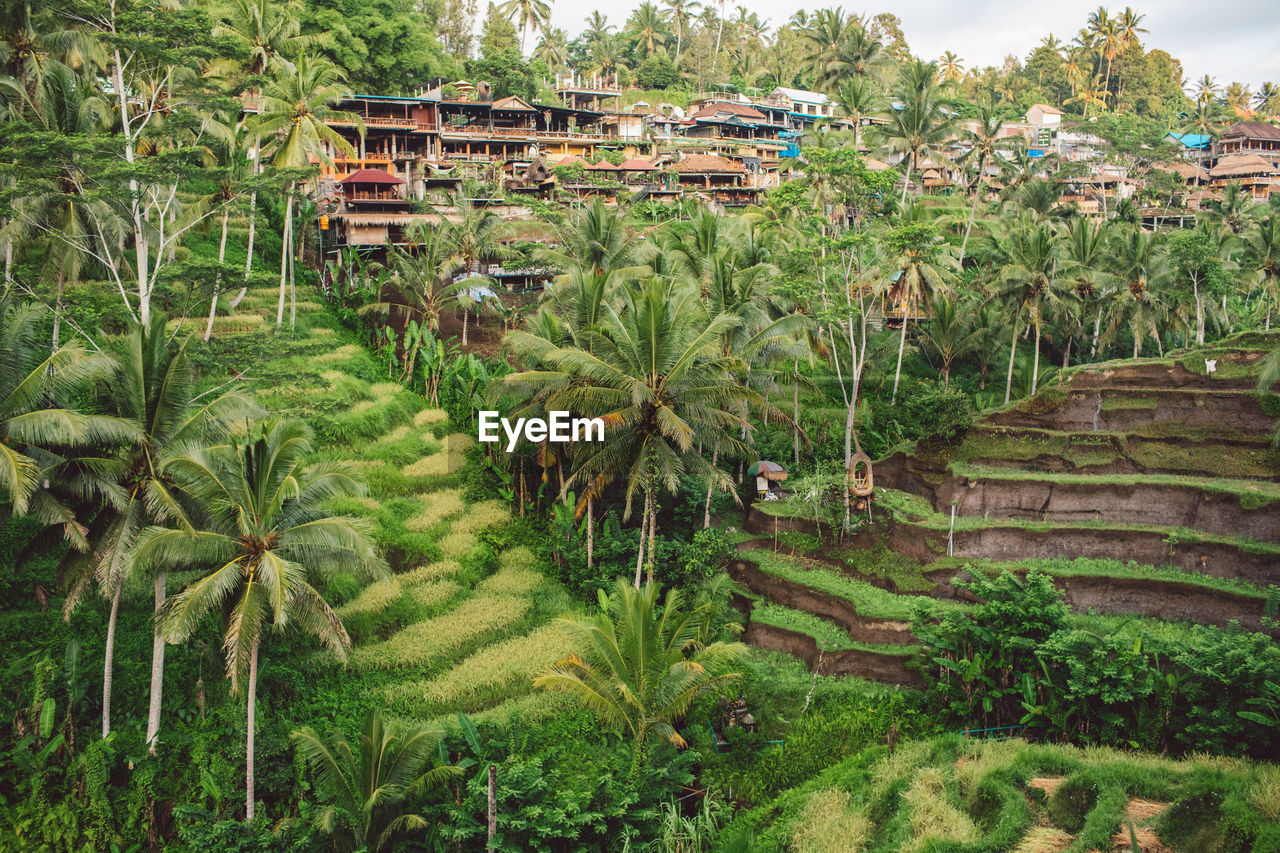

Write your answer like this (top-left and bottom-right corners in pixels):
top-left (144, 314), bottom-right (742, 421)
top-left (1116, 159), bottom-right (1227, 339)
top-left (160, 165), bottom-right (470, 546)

top-left (583, 11), bottom-right (615, 51)
top-left (534, 26), bottom-right (569, 69)
top-left (663, 0), bottom-right (701, 62)
top-left (995, 219), bottom-right (1074, 401)
top-left (1116, 7), bottom-right (1147, 45)
top-left (1065, 73), bottom-right (1111, 116)
top-left (443, 191), bottom-right (507, 346)
top-left (1254, 82), bottom-right (1280, 119)
top-left (883, 60), bottom-right (955, 207)
top-left (800, 7), bottom-right (849, 81)
top-left (626, 2), bottom-right (668, 58)
top-left (1107, 227), bottom-right (1169, 358)
top-left (815, 22), bottom-right (881, 90)
top-left (956, 103), bottom-right (1009, 263)
top-left (1192, 74), bottom-right (1219, 107)
top-left (63, 315), bottom-right (258, 748)
top-left (290, 710), bottom-right (460, 851)
top-left (498, 0), bottom-right (552, 54)
top-left (0, 296), bottom-right (127, 542)
top-left (253, 54), bottom-right (362, 330)
top-left (832, 75), bottom-right (878, 151)
top-left (363, 235), bottom-right (464, 344)
top-left (938, 51), bottom-right (964, 83)
top-left (502, 277), bottom-right (753, 585)
top-left (590, 33), bottom-right (625, 82)
top-left (212, 0), bottom-right (314, 85)
top-left (1060, 217), bottom-right (1114, 359)
top-left (1246, 214), bottom-right (1280, 329)
top-left (544, 198), bottom-right (642, 277)
top-left (918, 292), bottom-right (980, 389)
top-left (141, 419), bottom-right (387, 822)
top-left (886, 220), bottom-right (955, 403)
top-left (534, 578), bottom-right (747, 769)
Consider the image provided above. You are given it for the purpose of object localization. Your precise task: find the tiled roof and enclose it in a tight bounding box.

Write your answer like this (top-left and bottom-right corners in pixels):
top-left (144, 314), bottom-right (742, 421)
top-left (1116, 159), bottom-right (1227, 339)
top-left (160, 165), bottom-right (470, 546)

top-left (674, 154), bottom-right (744, 173)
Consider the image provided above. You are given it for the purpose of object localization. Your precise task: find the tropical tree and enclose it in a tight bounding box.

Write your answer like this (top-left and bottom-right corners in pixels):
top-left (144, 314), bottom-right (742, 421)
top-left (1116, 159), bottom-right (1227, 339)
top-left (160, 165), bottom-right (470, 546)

top-left (253, 54), bottom-right (362, 329)
top-left (956, 103), bottom-right (1010, 263)
top-left (140, 419), bottom-right (387, 822)
top-left (501, 277), bottom-right (754, 585)
top-left (1246, 213), bottom-right (1280, 329)
top-left (1060, 217), bottom-right (1114, 359)
top-left (882, 59), bottom-right (955, 206)
top-left (498, 0), bottom-right (553, 53)
top-left (364, 233), bottom-right (464, 341)
top-left (995, 219), bottom-right (1075, 400)
top-left (290, 709), bottom-right (460, 852)
top-left (885, 220), bottom-right (954, 403)
top-left (918, 292), bottom-right (980, 389)
top-left (533, 26), bottom-right (569, 69)
top-left (626, 2), bottom-right (668, 58)
top-left (0, 296), bottom-right (126, 544)
top-left (64, 315), bottom-right (258, 748)
top-left (832, 75), bottom-right (878, 151)
top-left (938, 51), bottom-right (963, 83)
top-left (1106, 227), bottom-right (1169, 358)
top-left (663, 0), bottom-right (701, 62)
top-left (534, 578), bottom-right (747, 769)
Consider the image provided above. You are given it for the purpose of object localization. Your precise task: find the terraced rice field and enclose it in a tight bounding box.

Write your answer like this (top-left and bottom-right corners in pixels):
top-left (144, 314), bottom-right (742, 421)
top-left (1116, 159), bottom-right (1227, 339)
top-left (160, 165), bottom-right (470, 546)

top-left (201, 287), bottom-right (575, 731)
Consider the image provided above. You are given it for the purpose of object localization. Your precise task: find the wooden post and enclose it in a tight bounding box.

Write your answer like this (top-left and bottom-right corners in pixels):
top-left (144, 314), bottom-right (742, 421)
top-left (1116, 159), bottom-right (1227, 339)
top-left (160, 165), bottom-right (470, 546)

top-left (487, 764), bottom-right (497, 849)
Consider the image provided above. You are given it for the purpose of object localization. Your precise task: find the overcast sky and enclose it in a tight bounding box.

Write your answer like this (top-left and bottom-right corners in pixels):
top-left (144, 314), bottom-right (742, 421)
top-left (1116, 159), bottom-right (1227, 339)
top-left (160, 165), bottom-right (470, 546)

top-left (541, 0), bottom-right (1280, 91)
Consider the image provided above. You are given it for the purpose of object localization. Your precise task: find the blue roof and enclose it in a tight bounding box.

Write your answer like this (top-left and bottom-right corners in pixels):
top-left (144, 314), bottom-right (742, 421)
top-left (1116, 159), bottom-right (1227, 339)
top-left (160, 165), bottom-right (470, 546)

top-left (1165, 132), bottom-right (1211, 149)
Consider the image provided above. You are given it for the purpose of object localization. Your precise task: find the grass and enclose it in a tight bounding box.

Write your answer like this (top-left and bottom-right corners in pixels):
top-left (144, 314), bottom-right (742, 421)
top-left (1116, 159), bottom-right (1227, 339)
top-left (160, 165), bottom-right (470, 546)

top-left (1100, 393), bottom-right (1158, 411)
top-left (947, 462), bottom-right (1280, 509)
top-left (350, 593), bottom-right (532, 671)
top-left (787, 788), bottom-right (871, 853)
top-left (925, 555), bottom-right (1271, 599)
top-left (751, 603), bottom-right (920, 656)
top-left (746, 549), bottom-right (963, 621)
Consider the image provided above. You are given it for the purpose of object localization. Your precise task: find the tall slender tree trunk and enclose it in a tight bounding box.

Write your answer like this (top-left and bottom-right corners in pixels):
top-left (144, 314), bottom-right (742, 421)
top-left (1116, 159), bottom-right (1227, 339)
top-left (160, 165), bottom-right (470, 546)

top-left (960, 176), bottom-right (983, 264)
top-left (101, 583), bottom-right (122, 739)
top-left (276, 193), bottom-right (294, 327)
top-left (586, 497), bottom-right (594, 569)
top-left (1031, 321), bottom-right (1041, 396)
top-left (245, 634), bottom-right (260, 823)
top-left (792, 358), bottom-right (801, 466)
top-left (462, 309), bottom-right (469, 346)
top-left (1194, 280), bottom-right (1205, 345)
top-left (891, 309), bottom-right (909, 404)
top-left (645, 495), bottom-right (657, 586)
top-left (1091, 307), bottom-right (1102, 358)
top-left (205, 208), bottom-right (231, 342)
top-left (704, 448), bottom-right (718, 529)
top-left (230, 186), bottom-right (258, 309)
top-left (145, 572), bottom-right (166, 754)
top-left (900, 155), bottom-right (913, 208)
top-left (1004, 319), bottom-right (1019, 405)
top-left (634, 489), bottom-right (650, 588)
top-left (51, 271), bottom-right (64, 353)
top-left (288, 227), bottom-right (297, 331)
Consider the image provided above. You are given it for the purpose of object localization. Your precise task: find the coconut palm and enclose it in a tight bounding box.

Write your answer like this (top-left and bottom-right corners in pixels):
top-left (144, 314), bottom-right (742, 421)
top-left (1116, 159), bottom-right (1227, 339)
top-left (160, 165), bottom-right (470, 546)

top-left (290, 709), bottom-right (460, 852)
top-left (1254, 82), bottom-right (1280, 119)
top-left (253, 54), bottom-right (362, 329)
top-left (626, 2), bottom-right (668, 58)
top-left (140, 419), bottom-right (387, 822)
top-left (815, 22), bottom-right (881, 90)
top-left (663, 0), bottom-right (701, 62)
top-left (995, 219), bottom-right (1075, 401)
top-left (534, 578), bottom-right (747, 769)
top-left (886, 220), bottom-right (955, 404)
top-left (1106, 227), bottom-right (1169, 358)
top-left (883, 59), bottom-right (955, 207)
top-left (1065, 73), bottom-right (1111, 116)
top-left (502, 277), bottom-right (753, 585)
top-left (544, 198), bottom-right (643, 277)
top-left (534, 26), bottom-right (569, 69)
top-left (61, 315), bottom-right (258, 747)
top-left (1192, 74), bottom-right (1220, 107)
top-left (1247, 214), bottom-right (1280, 329)
top-left (0, 295), bottom-right (128, 538)
top-left (956, 103), bottom-right (1011, 263)
top-left (363, 234), bottom-right (464, 342)
top-left (832, 75), bottom-right (879, 151)
top-left (918, 292), bottom-right (980, 390)
top-left (938, 51), bottom-right (964, 83)
top-left (800, 7), bottom-right (849, 81)
top-left (498, 0), bottom-right (552, 54)
top-left (1060, 217), bottom-right (1114, 359)
top-left (212, 0), bottom-right (314, 84)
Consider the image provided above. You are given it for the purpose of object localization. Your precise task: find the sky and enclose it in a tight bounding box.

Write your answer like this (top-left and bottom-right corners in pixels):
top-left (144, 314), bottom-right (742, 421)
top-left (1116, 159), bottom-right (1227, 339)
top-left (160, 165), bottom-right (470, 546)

top-left (542, 0), bottom-right (1280, 91)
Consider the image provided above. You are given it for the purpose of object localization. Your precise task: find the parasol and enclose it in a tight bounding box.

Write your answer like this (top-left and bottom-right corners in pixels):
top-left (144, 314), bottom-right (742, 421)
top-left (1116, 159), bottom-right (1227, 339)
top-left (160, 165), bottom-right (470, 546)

top-left (748, 460), bottom-right (788, 481)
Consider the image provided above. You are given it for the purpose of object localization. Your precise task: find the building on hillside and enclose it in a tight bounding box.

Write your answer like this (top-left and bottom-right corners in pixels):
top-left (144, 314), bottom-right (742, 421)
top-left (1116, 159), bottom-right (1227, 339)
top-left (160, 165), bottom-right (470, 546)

top-left (770, 87), bottom-right (834, 124)
top-left (1217, 122), bottom-right (1280, 167)
top-left (1208, 153), bottom-right (1279, 199)
top-left (672, 153), bottom-right (766, 206)
top-left (1165, 131), bottom-right (1213, 162)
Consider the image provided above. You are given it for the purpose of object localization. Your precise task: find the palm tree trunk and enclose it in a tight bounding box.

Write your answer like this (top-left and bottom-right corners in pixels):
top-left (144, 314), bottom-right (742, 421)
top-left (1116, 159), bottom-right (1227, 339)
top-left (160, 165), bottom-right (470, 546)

top-left (704, 447), bottom-right (718, 529)
top-left (960, 177), bottom-right (983, 264)
top-left (462, 309), bottom-right (469, 347)
top-left (245, 634), bottom-right (260, 823)
top-left (1004, 319), bottom-right (1019, 405)
top-left (586, 497), bottom-right (594, 569)
top-left (1031, 321), bottom-right (1041, 396)
top-left (145, 572), bottom-right (166, 754)
top-left (289, 229), bottom-right (297, 331)
top-left (900, 155), bottom-right (913, 208)
top-left (891, 309), bottom-right (909, 405)
top-left (634, 490), bottom-right (650, 588)
top-left (1194, 280), bottom-right (1204, 345)
top-left (276, 193), bottom-right (294, 328)
top-left (792, 358), bottom-right (800, 466)
top-left (229, 189), bottom-right (257, 309)
top-left (51, 271), bottom-right (64, 353)
top-left (101, 583), bottom-right (122, 739)
top-left (646, 496), bottom-right (657, 586)
top-left (205, 208), bottom-right (231, 342)
top-left (1091, 307), bottom-right (1102, 358)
